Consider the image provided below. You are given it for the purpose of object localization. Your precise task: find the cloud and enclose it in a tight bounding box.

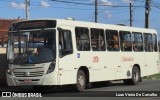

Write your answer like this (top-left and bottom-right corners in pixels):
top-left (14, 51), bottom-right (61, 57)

top-left (90, 0), bottom-right (114, 6)
top-left (104, 11), bottom-right (112, 18)
top-left (90, 0), bottom-right (115, 6)
top-left (122, 0), bottom-right (130, 3)
top-left (106, 13), bottom-right (112, 18)
top-left (10, 2), bottom-right (25, 9)
top-left (40, 1), bottom-right (50, 7)
top-left (101, 0), bottom-right (114, 5)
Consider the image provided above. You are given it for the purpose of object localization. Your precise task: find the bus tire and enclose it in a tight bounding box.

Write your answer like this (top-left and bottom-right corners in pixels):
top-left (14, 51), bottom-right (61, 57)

top-left (86, 82), bottom-right (92, 89)
top-left (123, 66), bottom-right (140, 85)
top-left (75, 70), bottom-right (86, 92)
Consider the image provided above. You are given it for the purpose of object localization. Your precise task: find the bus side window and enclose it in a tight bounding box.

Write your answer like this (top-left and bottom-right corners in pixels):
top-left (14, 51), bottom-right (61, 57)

top-left (153, 34), bottom-right (158, 52)
top-left (120, 31), bottom-right (132, 51)
top-left (91, 28), bottom-right (105, 51)
top-left (106, 30), bottom-right (119, 51)
top-left (144, 33), bottom-right (153, 52)
top-left (75, 27), bottom-right (90, 51)
top-left (59, 30), bottom-right (73, 57)
top-left (132, 32), bottom-right (143, 52)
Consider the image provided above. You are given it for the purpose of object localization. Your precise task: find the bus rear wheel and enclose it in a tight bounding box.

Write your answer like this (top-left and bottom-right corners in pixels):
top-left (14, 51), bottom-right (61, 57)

top-left (75, 70), bottom-right (86, 92)
top-left (123, 66), bottom-right (140, 85)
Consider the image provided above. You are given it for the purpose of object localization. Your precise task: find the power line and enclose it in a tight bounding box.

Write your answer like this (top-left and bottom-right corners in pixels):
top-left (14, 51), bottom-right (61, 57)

top-left (30, 1), bottom-right (133, 11)
top-left (50, 0), bottom-right (93, 6)
top-left (151, 1), bottom-right (160, 9)
top-left (0, 0), bottom-right (14, 2)
top-left (50, 0), bottom-right (145, 7)
top-left (31, 3), bottom-right (101, 11)
top-left (0, 0), bottom-right (160, 9)
top-left (0, 0), bottom-right (153, 9)
top-left (151, 1), bottom-right (160, 5)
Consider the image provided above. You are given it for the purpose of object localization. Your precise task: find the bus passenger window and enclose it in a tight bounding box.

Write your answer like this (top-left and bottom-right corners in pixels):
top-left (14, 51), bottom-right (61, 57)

top-left (106, 30), bottom-right (119, 51)
top-left (144, 33), bottom-right (153, 52)
top-left (75, 27), bottom-right (90, 51)
top-left (132, 32), bottom-right (143, 52)
top-left (120, 31), bottom-right (132, 51)
top-left (133, 42), bottom-right (138, 51)
top-left (153, 34), bottom-right (158, 52)
top-left (91, 28), bottom-right (105, 51)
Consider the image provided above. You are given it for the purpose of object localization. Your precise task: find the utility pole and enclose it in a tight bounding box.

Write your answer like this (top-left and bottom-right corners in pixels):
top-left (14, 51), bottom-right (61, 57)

top-left (95, 0), bottom-right (98, 23)
top-left (145, 0), bottom-right (151, 28)
top-left (130, 0), bottom-right (133, 27)
top-left (26, 0), bottom-right (30, 20)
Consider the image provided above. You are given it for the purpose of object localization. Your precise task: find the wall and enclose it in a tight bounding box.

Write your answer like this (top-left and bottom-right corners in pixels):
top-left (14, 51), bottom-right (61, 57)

top-left (0, 48), bottom-right (7, 86)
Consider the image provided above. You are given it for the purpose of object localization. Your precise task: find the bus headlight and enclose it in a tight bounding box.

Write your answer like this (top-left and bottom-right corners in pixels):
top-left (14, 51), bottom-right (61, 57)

top-left (46, 62), bottom-right (56, 74)
top-left (6, 65), bottom-right (14, 75)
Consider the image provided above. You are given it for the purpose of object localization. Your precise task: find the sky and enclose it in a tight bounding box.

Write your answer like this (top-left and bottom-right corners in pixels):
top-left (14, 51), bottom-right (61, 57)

top-left (0, 0), bottom-right (160, 35)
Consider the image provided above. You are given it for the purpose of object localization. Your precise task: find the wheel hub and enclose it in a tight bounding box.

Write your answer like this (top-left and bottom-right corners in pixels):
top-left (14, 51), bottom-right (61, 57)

top-left (78, 75), bottom-right (84, 87)
top-left (133, 71), bottom-right (139, 81)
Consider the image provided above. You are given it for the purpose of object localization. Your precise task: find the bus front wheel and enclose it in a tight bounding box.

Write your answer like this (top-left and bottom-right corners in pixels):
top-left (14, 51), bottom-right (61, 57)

top-left (123, 66), bottom-right (140, 85)
top-left (75, 70), bottom-right (86, 92)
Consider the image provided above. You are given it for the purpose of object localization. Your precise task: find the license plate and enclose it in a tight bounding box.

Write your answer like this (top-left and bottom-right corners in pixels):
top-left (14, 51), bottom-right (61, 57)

top-left (24, 79), bottom-right (32, 83)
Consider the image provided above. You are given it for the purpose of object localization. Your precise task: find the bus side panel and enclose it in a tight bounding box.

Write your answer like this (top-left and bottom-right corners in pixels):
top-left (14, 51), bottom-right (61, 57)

top-left (75, 51), bottom-right (93, 82)
top-left (116, 52), bottom-right (132, 80)
top-left (102, 52), bottom-right (118, 81)
top-left (142, 52), bottom-right (159, 77)
top-left (132, 52), bottom-right (144, 77)
top-left (58, 54), bottom-right (77, 85)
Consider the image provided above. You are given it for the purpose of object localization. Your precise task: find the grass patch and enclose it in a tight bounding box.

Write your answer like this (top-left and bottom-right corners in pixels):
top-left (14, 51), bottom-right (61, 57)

top-left (143, 73), bottom-right (160, 79)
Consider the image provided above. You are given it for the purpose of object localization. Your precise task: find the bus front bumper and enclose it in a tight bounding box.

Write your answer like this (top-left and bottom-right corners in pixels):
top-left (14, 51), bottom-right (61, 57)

top-left (6, 72), bottom-right (59, 86)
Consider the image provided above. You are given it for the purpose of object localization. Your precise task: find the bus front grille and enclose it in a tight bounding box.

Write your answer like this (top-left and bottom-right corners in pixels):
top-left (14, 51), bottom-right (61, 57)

top-left (13, 67), bottom-right (44, 77)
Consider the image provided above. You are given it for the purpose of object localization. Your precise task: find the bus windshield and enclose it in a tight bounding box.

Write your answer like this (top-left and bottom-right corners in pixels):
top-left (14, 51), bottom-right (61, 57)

top-left (7, 30), bottom-right (56, 64)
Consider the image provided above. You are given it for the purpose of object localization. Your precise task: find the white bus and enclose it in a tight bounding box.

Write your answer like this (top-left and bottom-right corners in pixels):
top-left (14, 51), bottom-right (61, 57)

top-left (6, 19), bottom-right (159, 92)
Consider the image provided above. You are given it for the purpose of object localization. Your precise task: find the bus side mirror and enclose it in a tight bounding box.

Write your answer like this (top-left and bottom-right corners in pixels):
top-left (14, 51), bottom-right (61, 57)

top-left (59, 49), bottom-right (63, 58)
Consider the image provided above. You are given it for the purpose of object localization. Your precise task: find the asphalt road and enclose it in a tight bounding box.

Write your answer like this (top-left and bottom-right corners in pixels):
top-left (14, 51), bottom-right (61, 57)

top-left (43, 79), bottom-right (160, 97)
top-left (0, 79), bottom-right (160, 100)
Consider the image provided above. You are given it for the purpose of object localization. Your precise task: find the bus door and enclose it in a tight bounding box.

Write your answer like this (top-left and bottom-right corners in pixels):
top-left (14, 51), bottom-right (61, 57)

top-left (58, 28), bottom-right (75, 85)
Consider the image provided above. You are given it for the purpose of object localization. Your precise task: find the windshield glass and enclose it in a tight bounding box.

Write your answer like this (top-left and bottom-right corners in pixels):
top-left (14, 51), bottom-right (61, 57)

top-left (7, 30), bottom-right (56, 64)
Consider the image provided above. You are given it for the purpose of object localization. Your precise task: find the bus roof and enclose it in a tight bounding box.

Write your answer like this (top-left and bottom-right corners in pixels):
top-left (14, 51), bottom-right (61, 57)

top-left (11, 18), bottom-right (157, 34)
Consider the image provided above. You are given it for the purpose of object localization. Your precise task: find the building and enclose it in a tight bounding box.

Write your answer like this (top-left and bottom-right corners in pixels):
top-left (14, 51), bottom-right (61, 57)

top-left (0, 18), bottom-right (22, 85)
top-left (0, 18), bottom-right (20, 47)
